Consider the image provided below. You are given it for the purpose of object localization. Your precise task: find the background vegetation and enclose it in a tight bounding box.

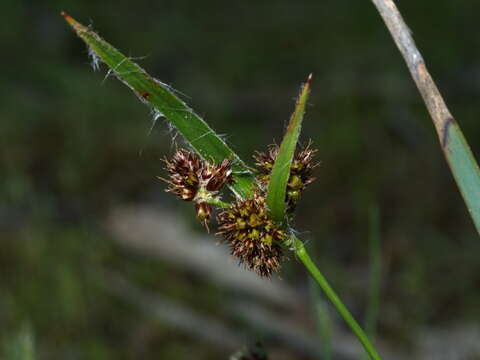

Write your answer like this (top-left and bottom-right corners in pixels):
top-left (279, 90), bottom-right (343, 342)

top-left (1, 0), bottom-right (480, 359)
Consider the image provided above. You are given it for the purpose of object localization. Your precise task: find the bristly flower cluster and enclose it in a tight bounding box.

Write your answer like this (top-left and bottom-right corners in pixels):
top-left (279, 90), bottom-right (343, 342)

top-left (254, 142), bottom-right (318, 211)
top-left (217, 192), bottom-right (286, 277)
top-left (160, 149), bottom-right (232, 229)
top-left (160, 141), bottom-right (318, 278)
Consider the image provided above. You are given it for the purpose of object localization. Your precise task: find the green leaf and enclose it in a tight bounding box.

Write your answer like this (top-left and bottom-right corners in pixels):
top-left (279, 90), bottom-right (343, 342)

top-left (443, 121), bottom-right (480, 233)
top-left (62, 13), bottom-right (254, 199)
top-left (266, 74), bottom-right (312, 223)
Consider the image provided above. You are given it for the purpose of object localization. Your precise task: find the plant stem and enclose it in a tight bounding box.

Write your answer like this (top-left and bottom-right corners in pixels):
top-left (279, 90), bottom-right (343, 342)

top-left (370, 0), bottom-right (480, 234)
top-left (204, 198), bottom-right (231, 208)
top-left (292, 236), bottom-right (381, 360)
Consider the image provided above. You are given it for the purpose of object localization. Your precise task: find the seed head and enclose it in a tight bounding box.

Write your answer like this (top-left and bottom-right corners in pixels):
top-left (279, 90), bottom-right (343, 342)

top-left (254, 142), bottom-right (318, 211)
top-left (162, 149), bottom-right (202, 201)
top-left (160, 149), bottom-right (233, 227)
top-left (217, 192), bottom-right (286, 277)
top-left (195, 201), bottom-right (212, 231)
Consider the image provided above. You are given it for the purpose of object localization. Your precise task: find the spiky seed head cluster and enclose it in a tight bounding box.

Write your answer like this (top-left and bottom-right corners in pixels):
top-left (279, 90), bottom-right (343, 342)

top-left (254, 142), bottom-right (318, 211)
top-left (217, 192), bottom-right (286, 277)
top-left (162, 149), bottom-right (201, 201)
top-left (160, 149), bottom-right (232, 228)
top-left (161, 142), bottom-right (318, 278)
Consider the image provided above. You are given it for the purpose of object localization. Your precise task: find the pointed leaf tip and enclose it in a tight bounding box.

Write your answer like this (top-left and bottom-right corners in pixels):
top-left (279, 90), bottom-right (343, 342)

top-left (299, 74), bottom-right (313, 100)
top-left (306, 73), bottom-right (313, 88)
top-left (62, 15), bottom-right (255, 199)
top-left (266, 77), bottom-right (312, 222)
top-left (60, 11), bottom-right (73, 23)
top-left (60, 12), bottom-right (85, 33)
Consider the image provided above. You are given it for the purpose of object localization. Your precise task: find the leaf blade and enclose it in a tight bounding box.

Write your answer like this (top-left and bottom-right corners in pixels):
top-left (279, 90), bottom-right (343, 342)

top-left (62, 13), bottom-right (254, 199)
top-left (444, 123), bottom-right (480, 233)
top-left (266, 75), bottom-right (312, 222)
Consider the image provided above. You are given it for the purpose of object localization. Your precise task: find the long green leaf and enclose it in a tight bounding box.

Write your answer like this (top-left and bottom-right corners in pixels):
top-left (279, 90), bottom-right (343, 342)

top-left (62, 13), bottom-right (254, 199)
top-left (443, 123), bottom-right (480, 233)
top-left (266, 74), bottom-right (312, 222)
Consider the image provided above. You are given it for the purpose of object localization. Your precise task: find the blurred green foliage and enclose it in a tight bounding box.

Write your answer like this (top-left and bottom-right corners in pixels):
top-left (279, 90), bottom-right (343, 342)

top-left (1, 0), bottom-right (480, 359)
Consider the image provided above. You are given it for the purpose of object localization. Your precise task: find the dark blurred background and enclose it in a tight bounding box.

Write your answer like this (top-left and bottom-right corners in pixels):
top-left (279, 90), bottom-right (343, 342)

top-left (2, 0), bottom-right (480, 359)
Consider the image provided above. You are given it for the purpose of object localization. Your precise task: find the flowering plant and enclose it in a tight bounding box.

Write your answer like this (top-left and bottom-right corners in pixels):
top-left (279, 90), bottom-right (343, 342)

top-left (63, 12), bottom-right (381, 359)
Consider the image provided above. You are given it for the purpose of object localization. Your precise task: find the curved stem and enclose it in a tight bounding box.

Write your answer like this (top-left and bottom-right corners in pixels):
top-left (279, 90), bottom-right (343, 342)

top-left (292, 236), bottom-right (382, 360)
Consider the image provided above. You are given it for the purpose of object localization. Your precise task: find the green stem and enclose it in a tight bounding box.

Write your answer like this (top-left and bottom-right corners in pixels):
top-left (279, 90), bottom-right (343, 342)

top-left (292, 236), bottom-right (382, 360)
top-left (204, 198), bottom-right (231, 208)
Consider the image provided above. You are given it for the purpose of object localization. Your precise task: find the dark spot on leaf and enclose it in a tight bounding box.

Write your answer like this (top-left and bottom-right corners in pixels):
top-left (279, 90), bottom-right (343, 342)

top-left (442, 117), bottom-right (456, 148)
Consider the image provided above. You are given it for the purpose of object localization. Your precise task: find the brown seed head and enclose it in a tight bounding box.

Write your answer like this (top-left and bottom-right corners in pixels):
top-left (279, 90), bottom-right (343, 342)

top-left (162, 149), bottom-right (202, 201)
top-left (160, 149), bottom-right (233, 227)
top-left (195, 202), bottom-right (212, 232)
top-left (217, 192), bottom-right (286, 277)
top-left (253, 141), bottom-right (318, 211)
